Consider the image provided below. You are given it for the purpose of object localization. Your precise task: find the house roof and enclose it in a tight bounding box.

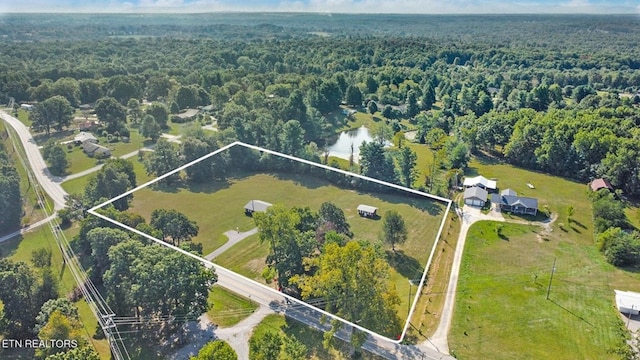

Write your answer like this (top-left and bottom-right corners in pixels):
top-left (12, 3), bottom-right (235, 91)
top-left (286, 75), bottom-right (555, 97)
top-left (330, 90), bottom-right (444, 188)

top-left (81, 142), bottom-right (110, 154)
top-left (464, 186), bottom-right (488, 201)
top-left (74, 131), bottom-right (97, 143)
top-left (244, 200), bottom-right (272, 213)
top-left (491, 194), bottom-right (538, 209)
top-left (357, 204), bottom-right (378, 213)
top-left (177, 108), bottom-right (199, 119)
top-left (463, 175), bottom-right (497, 190)
top-left (501, 188), bottom-right (517, 196)
top-left (590, 178), bottom-right (613, 192)
top-left (615, 290), bottom-right (640, 311)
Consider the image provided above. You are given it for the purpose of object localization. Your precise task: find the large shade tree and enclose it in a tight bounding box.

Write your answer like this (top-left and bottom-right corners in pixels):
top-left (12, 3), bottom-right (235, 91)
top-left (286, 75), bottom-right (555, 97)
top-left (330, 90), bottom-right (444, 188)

top-left (30, 95), bottom-right (74, 135)
top-left (297, 241), bottom-right (402, 348)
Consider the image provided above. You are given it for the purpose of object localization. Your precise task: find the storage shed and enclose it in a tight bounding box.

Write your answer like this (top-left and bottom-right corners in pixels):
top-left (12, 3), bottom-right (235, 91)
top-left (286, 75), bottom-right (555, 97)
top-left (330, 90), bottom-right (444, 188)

top-left (244, 200), bottom-right (272, 216)
top-left (357, 204), bottom-right (378, 218)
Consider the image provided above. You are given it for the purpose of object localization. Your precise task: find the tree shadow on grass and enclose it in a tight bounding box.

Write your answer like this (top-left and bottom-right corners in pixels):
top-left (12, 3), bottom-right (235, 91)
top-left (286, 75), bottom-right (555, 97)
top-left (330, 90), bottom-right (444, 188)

top-left (371, 190), bottom-right (444, 216)
top-left (570, 219), bottom-right (587, 229)
top-left (385, 250), bottom-right (423, 280)
top-left (272, 171), bottom-right (327, 190)
top-left (0, 234), bottom-right (21, 258)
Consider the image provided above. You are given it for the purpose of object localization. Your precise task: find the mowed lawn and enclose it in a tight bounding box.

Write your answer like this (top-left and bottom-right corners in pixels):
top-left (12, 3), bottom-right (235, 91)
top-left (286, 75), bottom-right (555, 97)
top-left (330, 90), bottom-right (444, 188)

top-left (127, 171), bottom-right (447, 321)
top-left (449, 156), bottom-right (640, 359)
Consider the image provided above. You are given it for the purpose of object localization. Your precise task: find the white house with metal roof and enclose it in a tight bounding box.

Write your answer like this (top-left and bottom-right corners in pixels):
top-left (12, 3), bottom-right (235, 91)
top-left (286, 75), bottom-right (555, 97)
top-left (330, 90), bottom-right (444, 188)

top-left (463, 175), bottom-right (497, 191)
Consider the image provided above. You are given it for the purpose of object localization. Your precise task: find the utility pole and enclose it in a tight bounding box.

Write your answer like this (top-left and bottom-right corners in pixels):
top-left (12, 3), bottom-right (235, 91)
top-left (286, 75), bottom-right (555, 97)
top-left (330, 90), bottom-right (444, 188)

top-left (546, 257), bottom-right (556, 300)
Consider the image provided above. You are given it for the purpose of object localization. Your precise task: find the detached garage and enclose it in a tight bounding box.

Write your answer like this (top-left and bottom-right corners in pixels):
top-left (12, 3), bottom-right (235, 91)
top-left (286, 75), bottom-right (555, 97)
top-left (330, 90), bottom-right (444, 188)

top-left (464, 186), bottom-right (488, 207)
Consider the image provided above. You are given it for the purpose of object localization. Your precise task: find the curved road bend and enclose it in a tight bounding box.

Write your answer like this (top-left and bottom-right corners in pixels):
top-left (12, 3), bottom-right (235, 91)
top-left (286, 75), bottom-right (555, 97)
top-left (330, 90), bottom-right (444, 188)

top-left (0, 110), bottom-right (68, 210)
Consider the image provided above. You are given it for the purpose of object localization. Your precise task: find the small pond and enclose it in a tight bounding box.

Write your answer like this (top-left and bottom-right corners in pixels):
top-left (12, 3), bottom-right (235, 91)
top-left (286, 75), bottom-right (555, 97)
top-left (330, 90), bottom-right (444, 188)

top-left (326, 126), bottom-right (381, 162)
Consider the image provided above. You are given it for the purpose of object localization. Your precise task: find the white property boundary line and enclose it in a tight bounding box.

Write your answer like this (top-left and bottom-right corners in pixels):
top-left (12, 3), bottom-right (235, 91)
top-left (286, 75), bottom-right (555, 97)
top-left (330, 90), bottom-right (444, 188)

top-left (88, 141), bottom-right (452, 345)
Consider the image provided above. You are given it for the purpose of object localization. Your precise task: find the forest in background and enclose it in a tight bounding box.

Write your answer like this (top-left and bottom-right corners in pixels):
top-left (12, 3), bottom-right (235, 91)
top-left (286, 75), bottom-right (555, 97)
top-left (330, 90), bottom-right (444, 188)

top-left (1, 13), bottom-right (640, 359)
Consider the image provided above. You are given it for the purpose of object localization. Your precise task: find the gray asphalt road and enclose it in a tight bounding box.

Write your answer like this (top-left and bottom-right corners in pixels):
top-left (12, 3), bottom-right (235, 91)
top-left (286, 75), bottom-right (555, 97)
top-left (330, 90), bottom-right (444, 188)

top-left (0, 110), bottom-right (68, 210)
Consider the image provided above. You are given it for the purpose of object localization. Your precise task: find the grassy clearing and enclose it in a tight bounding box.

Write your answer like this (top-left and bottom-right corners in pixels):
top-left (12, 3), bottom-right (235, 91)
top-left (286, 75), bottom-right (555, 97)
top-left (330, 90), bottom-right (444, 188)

top-left (206, 286), bottom-right (258, 328)
top-left (251, 314), bottom-right (387, 360)
top-left (61, 156), bottom-right (153, 196)
top-left (128, 171), bottom-right (446, 313)
top-left (214, 233), bottom-right (269, 283)
top-left (446, 155), bottom-right (640, 359)
top-left (450, 221), bottom-right (629, 359)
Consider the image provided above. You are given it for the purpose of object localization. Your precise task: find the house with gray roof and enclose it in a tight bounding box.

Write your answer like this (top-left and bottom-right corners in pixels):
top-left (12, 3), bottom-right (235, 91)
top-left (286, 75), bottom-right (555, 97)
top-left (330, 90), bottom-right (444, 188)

top-left (491, 189), bottom-right (538, 215)
top-left (464, 186), bottom-right (488, 207)
top-left (81, 142), bottom-right (111, 158)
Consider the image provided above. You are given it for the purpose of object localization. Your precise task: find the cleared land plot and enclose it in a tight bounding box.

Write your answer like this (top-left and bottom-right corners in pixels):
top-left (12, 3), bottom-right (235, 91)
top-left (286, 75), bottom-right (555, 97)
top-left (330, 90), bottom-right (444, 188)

top-left (449, 156), bottom-right (640, 359)
top-left (128, 170), bottom-right (446, 323)
top-left (450, 221), bottom-right (629, 359)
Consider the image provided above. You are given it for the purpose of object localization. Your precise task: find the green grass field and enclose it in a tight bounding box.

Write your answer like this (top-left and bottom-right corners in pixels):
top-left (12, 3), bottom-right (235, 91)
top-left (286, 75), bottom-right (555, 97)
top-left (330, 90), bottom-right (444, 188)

top-left (206, 286), bottom-right (258, 328)
top-left (447, 155), bottom-right (640, 359)
top-left (125, 169), bottom-right (447, 323)
top-left (251, 314), bottom-right (386, 360)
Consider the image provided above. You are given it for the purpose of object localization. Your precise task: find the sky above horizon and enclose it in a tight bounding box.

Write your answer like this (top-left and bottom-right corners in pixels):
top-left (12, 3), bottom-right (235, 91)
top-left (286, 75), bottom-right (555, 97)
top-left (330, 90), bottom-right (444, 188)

top-left (1, 0), bottom-right (639, 14)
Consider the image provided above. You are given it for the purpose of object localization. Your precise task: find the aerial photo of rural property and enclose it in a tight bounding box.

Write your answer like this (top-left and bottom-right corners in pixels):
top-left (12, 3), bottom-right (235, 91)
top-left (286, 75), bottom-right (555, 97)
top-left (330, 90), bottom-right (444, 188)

top-left (1, 1), bottom-right (640, 360)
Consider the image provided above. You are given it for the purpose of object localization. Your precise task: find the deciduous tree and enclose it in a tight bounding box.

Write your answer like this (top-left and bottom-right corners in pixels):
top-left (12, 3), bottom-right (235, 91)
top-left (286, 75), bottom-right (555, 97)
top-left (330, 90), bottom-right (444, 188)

top-left (30, 96), bottom-right (74, 135)
top-left (381, 210), bottom-right (408, 252)
top-left (297, 241), bottom-right (401, 346)
top-left (94, 96), bottom-right (127, 133)
top-left (150, 209), bottom-right (199, 245)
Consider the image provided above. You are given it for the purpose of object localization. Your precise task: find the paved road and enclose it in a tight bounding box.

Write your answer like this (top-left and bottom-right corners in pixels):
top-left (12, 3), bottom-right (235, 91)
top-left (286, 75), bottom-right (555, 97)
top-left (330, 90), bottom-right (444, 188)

top-left (0, 110), bottom-right (68, 210)
top-left (424, 205), bottom-right (504, 354)
top-left (0, 214), bottom-right (57, 243)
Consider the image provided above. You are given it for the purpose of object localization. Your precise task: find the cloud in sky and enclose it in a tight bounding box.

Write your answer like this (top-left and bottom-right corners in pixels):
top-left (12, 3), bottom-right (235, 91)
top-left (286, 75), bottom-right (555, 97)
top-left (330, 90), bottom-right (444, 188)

top-left (1, 0), bottom-right (638, 14)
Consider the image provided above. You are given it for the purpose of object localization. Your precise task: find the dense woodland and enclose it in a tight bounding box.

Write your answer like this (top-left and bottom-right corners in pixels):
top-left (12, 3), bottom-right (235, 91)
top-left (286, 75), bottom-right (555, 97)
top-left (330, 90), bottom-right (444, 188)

top-left (0, 138), bottom-right (22, 234)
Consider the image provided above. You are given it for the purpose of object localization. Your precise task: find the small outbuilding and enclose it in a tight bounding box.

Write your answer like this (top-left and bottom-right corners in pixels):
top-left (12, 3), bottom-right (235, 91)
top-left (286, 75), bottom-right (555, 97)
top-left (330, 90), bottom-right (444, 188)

top-left (590, 178), bottom-right (613, 192)
top-left (357, 204), bottom-right (378, 218)
top-left (615, 290), bottom-right (640, 315)
top-left (463, 175), bottom-right (497, 191)
top-left (20, 104), bottom-right (34, 111)
top-left (464, 186), bottom-right (488, 207)
top-left (244, 200), bottom-right (272, 216)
